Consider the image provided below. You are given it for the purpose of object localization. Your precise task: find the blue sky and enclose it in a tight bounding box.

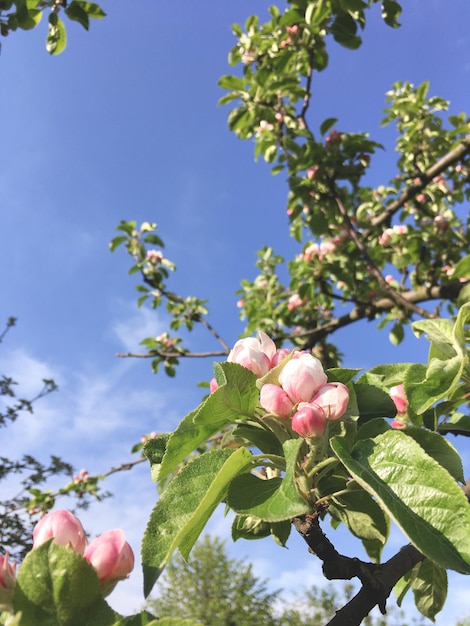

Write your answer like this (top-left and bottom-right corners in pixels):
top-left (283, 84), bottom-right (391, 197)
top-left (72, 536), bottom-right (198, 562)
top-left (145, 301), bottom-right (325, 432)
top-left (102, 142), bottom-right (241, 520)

top-left (1, 1), bottom-right (470, 621)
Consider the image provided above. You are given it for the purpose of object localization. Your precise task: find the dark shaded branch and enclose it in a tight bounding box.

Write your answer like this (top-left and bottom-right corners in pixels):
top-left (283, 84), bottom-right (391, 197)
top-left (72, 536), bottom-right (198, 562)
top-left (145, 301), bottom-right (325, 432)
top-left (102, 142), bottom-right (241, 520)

top-left (292, 514), bottom-right (424, 626)
top-left (298, 280), bottom-right (465, 348)
top-left (371, 136), bottom-right (470, 230)
top-left (332, 189), bottom-right (435, 320)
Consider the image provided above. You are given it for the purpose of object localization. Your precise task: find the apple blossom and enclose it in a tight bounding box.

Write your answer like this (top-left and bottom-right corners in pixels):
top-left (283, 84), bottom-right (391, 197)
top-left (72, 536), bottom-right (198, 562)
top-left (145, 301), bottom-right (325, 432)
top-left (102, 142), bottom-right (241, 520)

top-left (209, 377), bottom-right (219, 393)
top-left (278, 352), bottom-right (327, 403)
top-left (32, 509), bottom-right (87, 554)
top-left (311, 382), bottom-right (349, 420)
top-left (228, 331), bottom-right (276, 377)
top-left (307, 165), bottom-right (319, 180)
top-left (146, 249), bottom-right (163, 264)
top-left (84, 529), bottom-right (134, 597)
top-left (256, 120), bottom-right (274, 135)
top-left (270, 347), bottom-right (291, 367)
top-left (260, 383), bottom-right (294, 419)
top-left (287, 293), bottom-right (305, 311)
top-left (390, 384), bottom-right (407, 415)
top-left (0, 552), bottom-right (16, 612)
top-left (291, 403), bottom-right (327, 438)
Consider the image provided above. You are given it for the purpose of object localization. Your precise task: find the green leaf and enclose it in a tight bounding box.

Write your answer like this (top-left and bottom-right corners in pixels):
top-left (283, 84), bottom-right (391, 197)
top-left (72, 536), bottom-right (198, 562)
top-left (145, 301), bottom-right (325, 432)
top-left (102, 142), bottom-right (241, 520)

top-left (453, 255), bottom-right (470, 279)
top-left (381, 0), bottom-right (402, 27)
top-left (15, 3), bottom-right (41, 30)
top-left (320, 117), bottom-right (338, 136)
top-left (389, 321), bottom-right (404, 345)
top-left (156, 617), bottom-right (201, 626)
top-left (221, 424), bottom-right (283, 456)
top-left (437, 413), bottom-right (470, 436)
top-left (227, 439), bottom-right (311, 522)
top-left (14, 542), bottom-right (117, 625)
top-left (232, 515), bottom-right (271, 541)
top-left (331, 431), bottom-right (470, 573)
top-left (218, 74), bottom-right (246, 90)
top-left (403, 427), bottom-right (464, 483)
top-left (409, 559), bottom-right (447, 621)
top-left (156, 402), bottom-right (224, 481)
top-left (143, 434), bottom-right (171, 482)
top-left (330, 12), bottom-right (362, 49)
top-left (358, 363), bottom-right (413, 389)
top-left (353, 383), bottom-right (397, 420)
top-left (305, 0), bottom-right (331, 27)
top-left (109, 235), bottom-right (127, 252)
top-left (328, 481), bottom-right (390, 562)
top-left (65, 1), bottom-right (89, 29)
top-left (204, 362), bottom-right (260, 421)
top-left (75, 1), bottom-right (106, 19)
top-left (142, 447), bottom-right (254, 597)
top-left (409, 305), bottom-right (470, 413)
top-left (47, 14), bottom-right (67, 55)
top-left (157, 363), bottom-right (258, 481)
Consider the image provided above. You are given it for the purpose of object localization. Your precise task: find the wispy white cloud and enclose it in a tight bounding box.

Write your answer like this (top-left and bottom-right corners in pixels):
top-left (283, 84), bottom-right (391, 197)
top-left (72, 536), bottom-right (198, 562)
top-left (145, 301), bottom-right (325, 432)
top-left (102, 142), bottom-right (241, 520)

top-left (111, 302), bottom-right (168, 353)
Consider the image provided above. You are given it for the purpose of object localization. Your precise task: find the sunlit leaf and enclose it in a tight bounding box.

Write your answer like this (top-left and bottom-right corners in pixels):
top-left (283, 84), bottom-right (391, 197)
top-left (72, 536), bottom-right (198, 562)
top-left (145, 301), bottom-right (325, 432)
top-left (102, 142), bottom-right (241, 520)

top-left (331, 431), bottom-right (470, 573)
top-left (142, 448), bottom-right (254, 597)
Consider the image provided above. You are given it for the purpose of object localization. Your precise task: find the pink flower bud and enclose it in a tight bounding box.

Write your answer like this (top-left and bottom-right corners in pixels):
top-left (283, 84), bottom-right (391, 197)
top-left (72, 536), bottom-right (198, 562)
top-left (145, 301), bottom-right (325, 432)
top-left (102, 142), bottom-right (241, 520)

top-left (0, 552), bottom-right (16, 612)
top-left (278, 352), bottom-right (327, 403)
top-left (260, 383), bottom-right (294, 419)
top-left (146, 250), bottom-right (163, 264)
top-left (390, 384), bottom-right (407, 415)
top-left (32, 510), bottom-right (87, 554)
top-left (307, 166), bottom-right (319, 180)
top-left (84, 529), bottom-right (134, 597)
top-left (270, 348), bottom-right (291, 367)
top-left (228, 331), bottom-right (276, 377)
top-left (391, 419), bottom-right (406, 429)
top-left (291, 402), bottom-right (327, 437)
top-left (311, 382), bottom-right (349, 420)
top-left (209, 377), bottom-right (219, 393)
top-left (287, 293), bottom-right (305, 311)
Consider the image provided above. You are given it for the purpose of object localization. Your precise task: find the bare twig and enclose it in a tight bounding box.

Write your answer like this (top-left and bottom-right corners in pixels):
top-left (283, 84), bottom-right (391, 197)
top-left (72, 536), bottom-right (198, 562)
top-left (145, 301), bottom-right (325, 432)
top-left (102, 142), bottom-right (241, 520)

top-left (116, 350), bottom-right (228, 359)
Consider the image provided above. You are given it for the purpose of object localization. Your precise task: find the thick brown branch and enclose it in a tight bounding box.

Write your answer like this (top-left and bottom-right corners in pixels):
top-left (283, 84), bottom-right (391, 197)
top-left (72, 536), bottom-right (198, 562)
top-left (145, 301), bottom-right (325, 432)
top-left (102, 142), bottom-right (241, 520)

top-left (292, 514), bottom-right (425, 626)
top-left (326, 545), bottom-right (424, 626)
top-left (298, 280), bottom-right (465, 348)
top-left (371, 136), bottom-right (470, 229)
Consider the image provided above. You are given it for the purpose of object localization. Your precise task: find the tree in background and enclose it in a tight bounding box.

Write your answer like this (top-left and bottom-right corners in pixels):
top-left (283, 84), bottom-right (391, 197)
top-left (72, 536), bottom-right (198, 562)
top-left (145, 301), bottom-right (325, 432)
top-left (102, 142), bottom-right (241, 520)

top-left (148, 536), bottom-right (430, 626)
top-left (280, 584), bottom-right (427, 626)
top-left (147, 535), bottom-right (279, 626)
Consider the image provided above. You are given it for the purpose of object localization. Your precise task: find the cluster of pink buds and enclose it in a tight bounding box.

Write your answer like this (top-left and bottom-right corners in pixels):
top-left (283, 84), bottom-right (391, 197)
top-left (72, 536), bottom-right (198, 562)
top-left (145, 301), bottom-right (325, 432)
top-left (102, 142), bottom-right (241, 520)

top-left (146, 249), bottom-right (164, 264)
top-left (32, 510), bottom-right (134, 597)
top-left (0, 553), bottom-right (17, 612)
top-left (141, 431), bottom-right (158, 444)
top-left (260, 352), bottom-right (349, 437)
top-left (325, 129), bottom-right (342, 145)
top-left (73, 468), bottom-right (89, 484)
top-left (287, 293), bottom-right (306, 311)
top-left (302, 239), bottom-right (337, 262)
top-left (214, 332), bottom-right (349, 439)
top-left (378, 224), bottom-right (408, 246)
